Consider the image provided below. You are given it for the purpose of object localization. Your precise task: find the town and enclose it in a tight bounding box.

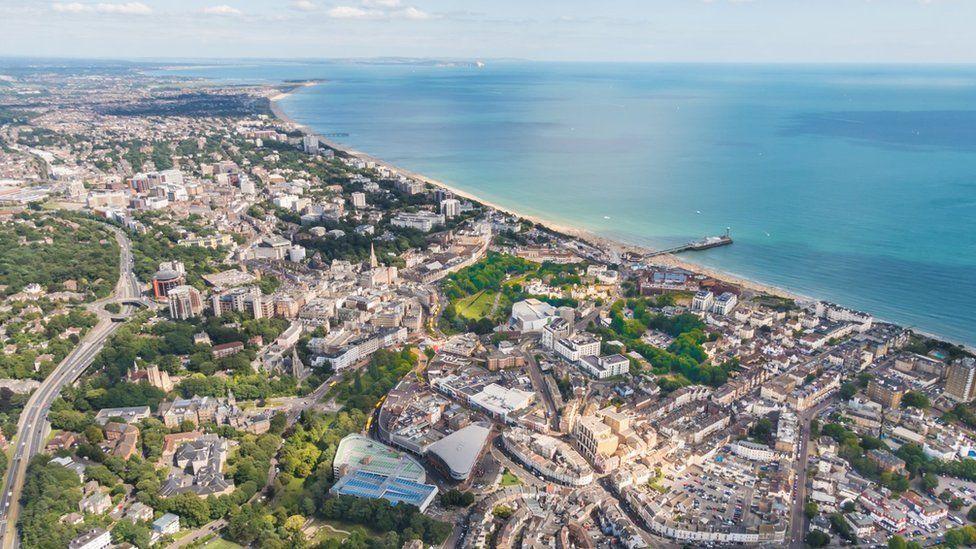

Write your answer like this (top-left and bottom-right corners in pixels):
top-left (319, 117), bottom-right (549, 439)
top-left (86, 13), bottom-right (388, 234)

top-left (1, 63), bottom-right (975, 549)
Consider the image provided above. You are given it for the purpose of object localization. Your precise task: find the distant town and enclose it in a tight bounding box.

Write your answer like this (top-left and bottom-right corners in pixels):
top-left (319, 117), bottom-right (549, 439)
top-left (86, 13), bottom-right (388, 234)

top-left (1, 63), bottom-right (975, 549)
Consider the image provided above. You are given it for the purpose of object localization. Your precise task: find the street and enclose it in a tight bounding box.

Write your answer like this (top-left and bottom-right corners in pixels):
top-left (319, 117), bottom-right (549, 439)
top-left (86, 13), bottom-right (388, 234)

top-left (0, 226), bottom-right (142, 549)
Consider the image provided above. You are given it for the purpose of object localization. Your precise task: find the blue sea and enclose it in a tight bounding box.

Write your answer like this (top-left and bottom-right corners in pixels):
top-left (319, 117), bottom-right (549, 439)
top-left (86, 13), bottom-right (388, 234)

top-left (158, 62), bottom-right (976, 346)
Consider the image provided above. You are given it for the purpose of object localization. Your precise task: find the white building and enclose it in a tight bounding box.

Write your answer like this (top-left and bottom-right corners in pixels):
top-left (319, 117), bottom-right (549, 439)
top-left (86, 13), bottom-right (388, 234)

top-left (731, 440), bottom-right (778, 462)
top-left (468, 384), bottom-right (534, 422)
top-left (390, 211), bottom-right (445, 232)
top-left (713, 292), bottom-right (738, 315)
top-left (440, 198), bottom-right (461, 218)
top-left (555, 333), bottom-right (601, 363)
top-left (288, 245), bottom-right (307, 262)
top-left (303, 135), bottom-right (319, 154)
top-left (69, 529), bottom-right (111, 549)
top-left (692, 290), bottom-right (714, 312)
top-left (351, 192), bottom-right (367, 208)
top-left (509, 298), bottom-right (558, 332)
top-left (579, 354), bottom-right (629, 379)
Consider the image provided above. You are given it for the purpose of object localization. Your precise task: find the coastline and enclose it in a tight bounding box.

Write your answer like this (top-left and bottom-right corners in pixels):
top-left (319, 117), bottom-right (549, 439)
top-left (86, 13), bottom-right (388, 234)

top-left (268, 84), bottom-right (802, 301)
top-left (267, 83), bottom-right (973, 350)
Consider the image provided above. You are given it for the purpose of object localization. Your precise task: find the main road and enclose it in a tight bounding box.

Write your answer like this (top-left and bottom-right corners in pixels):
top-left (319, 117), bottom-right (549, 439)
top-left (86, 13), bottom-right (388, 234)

top-left (788, 397), bottom-right (834, 548)
top-left (0, 225), bottom-right (142, 549)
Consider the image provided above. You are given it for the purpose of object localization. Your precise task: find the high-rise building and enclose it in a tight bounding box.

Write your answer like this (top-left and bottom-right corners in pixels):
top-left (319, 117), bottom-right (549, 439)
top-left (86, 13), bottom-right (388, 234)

top-left (945, 358), bottom-right (976, 402)
top-left (303, 135), bottom-right (319, 154)
top-left (440, 198), bottom-right (461, 218)
top-left (153, 265), bottom-right (185, 300)
top-left (351, 192), bottom-right (367, 208)
top-left (167, 285), bottom-right (204, 319)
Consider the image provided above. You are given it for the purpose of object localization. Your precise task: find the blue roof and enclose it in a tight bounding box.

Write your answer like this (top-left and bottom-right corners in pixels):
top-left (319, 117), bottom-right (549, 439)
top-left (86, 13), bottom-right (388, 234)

top-left (330, 470), bottom-right (438, 511)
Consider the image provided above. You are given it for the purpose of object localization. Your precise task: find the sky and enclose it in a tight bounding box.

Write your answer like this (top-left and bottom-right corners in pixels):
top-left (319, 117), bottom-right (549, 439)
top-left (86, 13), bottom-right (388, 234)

top-left (0, 0), bottom-right (974, 63)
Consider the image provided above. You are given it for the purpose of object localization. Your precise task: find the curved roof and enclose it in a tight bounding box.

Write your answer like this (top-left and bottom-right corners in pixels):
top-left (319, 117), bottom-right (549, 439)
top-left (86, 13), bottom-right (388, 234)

top-left (425, 424), bottom-right (491, 480)
top-left (333, 434), bottom-right (426, 482)
top-left (153, 269), bottom-right (182, 281)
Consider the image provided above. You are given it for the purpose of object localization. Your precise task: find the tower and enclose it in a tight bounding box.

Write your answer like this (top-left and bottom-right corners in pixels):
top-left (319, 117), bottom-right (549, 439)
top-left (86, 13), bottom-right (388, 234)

top-left (369, 242), bottom-right (378, 269)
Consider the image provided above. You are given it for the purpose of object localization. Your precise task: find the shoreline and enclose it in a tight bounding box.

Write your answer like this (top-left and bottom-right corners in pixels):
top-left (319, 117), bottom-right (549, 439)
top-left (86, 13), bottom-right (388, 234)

top-left (267, 82), bottom-right (973, 351)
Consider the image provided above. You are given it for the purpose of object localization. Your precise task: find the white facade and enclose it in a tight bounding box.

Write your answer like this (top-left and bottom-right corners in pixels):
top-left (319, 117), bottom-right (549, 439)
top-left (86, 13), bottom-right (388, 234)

top-left (440, 198), bottom-right (461, 218)
top-left (692, 290), bottom-right (714, 312)
top-left (351, 192), bottom-right (367, 208)
top-left (390, 211), bottom-right (445, 232)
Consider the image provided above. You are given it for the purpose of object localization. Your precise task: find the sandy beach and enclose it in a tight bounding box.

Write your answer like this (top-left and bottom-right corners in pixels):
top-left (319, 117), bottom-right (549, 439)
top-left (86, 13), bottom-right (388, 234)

top-left (268, 83), bottom-right (808, 303)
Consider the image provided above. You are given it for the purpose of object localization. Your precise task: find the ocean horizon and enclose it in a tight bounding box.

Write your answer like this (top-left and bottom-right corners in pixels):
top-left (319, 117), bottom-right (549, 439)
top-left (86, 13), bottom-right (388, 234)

top-left (155, 61), bottom-right (976, 347)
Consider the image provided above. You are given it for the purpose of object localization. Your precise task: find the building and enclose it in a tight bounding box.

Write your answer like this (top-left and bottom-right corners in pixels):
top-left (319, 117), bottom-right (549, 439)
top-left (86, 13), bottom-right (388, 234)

top-left (713, 292), bottom-right (738, 315)
top-left (127, 363), bottom-right (174, 393)
top-left (351, 192), bottom-right (366, 208)
top-left (167, 285), bottom-right (204, 319)
top-left (541, 317), bottom-right (572, 349)
top-left (303, 135), bottom-right (319, 154)
top-left (425, 424), bottom-right (491, 481)
top-left (468, 383), bottom-right (534, 422)
top-left (692, 290), bottom-right (714, 312)
top-left (440, 198), bottom-right (461, 218)
top-left (152, 267), bottom-right (185, 300)
top-left (69, 529), bottom-right (111, 549)
top-left (866, 376), bottom-right (906, 409)
top-left (573, 415), bottom-right (619, 463)
top-left (330, 470), bottom-right (438, 512)
top-left (94, 405), bottom-right (151, 425)
top-left (731, 440), bottom-right (779, 462)
top-left (554, 333), bottom-right (601, 363)
top-left (103, 422), bottom-right (140, 460)
top-left (152, 513), bottom-right (181, 536)
top-left (867, 448), bottom-right (907, 474)
top-left (212, 341), bottom-right (244, 359)
top-left (579, 354), bottom-right (630, 379)
top-left (390, 211), bottom-right (445, 232)
top-left (945, 358), bottom-right (976, 402)
top-left (509, 298), bottom-right (558, 333)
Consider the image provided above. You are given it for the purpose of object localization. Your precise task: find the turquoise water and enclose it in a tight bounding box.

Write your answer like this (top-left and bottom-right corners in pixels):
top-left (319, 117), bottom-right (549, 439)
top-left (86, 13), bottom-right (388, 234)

top-left (160, 62), bottom-right (976, 345)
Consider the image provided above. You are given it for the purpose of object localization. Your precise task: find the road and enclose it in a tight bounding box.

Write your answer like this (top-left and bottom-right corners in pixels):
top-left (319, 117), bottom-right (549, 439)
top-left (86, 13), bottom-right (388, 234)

top-left (0, 226), bottom-right (142, 549)
top-left (788, 397), bottom-right (834, 548)
top-left (519, 339), bottom-right (559, 430)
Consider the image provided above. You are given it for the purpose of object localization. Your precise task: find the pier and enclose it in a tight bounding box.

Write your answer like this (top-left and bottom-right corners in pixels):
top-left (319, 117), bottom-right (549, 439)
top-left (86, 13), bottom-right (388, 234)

top-left (645, 228), bottom-right (733, 258)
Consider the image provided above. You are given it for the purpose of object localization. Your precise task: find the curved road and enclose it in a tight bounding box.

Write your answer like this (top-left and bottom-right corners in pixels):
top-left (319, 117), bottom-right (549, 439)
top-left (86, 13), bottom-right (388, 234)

top-left (0, 226), bottom-right (141, 549)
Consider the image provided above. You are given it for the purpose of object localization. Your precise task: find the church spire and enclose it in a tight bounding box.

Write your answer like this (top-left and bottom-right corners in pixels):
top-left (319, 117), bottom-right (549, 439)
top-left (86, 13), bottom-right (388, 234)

top-left (369, 242), bottom-right (378, 269)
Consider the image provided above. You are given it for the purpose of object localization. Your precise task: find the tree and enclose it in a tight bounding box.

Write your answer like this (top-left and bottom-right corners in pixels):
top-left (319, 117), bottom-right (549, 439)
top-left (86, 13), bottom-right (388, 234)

top-left (839, 382), bottom-right (857, 400)
top-left (111, 520), bottom-right (152, 547)
top-left (269, 412), bottom-right (288, 435)
top-left (888, 535), bottom-right (908, 549)
top-left (922, 473), bottom-right (939, 494)
top-left (441, 489), bottom-right (475, 508)
top-left (804, 501), bottom-right (819, 519)
top-left (902, 391), bottom-right (930, 409)
top-left (84, 424), bottom-right (104, 444)
top-left (805, 530), bottom-right (830, 547)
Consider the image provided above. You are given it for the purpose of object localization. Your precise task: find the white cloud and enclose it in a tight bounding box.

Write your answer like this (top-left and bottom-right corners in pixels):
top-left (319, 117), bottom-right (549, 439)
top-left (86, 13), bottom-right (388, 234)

top-left (52, 2), bottom-right (86, 12)
top-left (327, 5), bottom-right (378, 18)
top-left (396, 6), bottom-right (428, 20)
top-left (291, 0), bottom-right (318, 11)
top-left (201, 4), bottom-right (243, 16)
top-left (327, 2), bottom-right (429, 20)
top-left (51, 2), bottom-right (152, 15)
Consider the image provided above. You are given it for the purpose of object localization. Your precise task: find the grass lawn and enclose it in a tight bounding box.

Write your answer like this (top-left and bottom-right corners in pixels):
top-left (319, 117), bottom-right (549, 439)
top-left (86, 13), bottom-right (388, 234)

top-left (273, 476), bottom-right (306, 510)
top-left (455, 290), bottom-right (497, 319)
top-left (201, 538), bottom-right (244, 549)
top-left (500, 468), bottom-right (522, 487)
top-left (307, 518), bottom-right (379, 544)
